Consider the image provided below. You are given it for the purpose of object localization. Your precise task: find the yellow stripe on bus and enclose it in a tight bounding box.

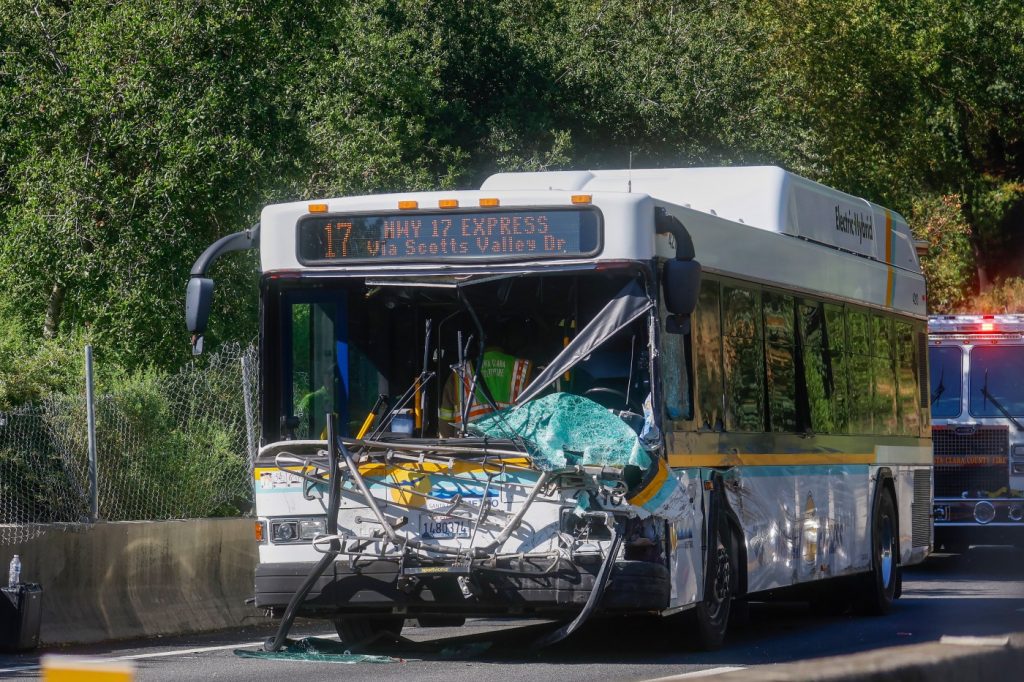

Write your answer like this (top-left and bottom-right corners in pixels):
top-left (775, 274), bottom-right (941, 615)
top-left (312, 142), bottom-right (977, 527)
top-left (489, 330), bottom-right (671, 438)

top-left (667, 452), bottom-right (877, 468)
top-left (628, 457), bottom-right (669, 507)
top-left (254, 457), bottom-right (532, 481)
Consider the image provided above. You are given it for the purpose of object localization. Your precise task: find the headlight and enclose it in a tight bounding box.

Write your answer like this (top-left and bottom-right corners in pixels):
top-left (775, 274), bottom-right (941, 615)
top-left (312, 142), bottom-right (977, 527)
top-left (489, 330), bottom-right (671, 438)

top-left (272, 521), bottom-right (298, 542)
top-left (299, 519), bottom-right (326, 539)
top-left (1013, 445), bottom-right (1024, 458)
top-left (269, 518), bottom-right (326, 543)
top-left (974, 501), bottom-right (996, 524)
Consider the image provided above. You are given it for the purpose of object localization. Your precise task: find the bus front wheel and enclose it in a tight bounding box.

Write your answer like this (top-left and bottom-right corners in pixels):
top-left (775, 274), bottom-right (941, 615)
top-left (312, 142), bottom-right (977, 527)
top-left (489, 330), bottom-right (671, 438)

top-left (333, 615), bottom-right (405, 645)
top-left (691, 521), bottom-right (735, 650)
top-left (859, 487), bottom-right (898, 616)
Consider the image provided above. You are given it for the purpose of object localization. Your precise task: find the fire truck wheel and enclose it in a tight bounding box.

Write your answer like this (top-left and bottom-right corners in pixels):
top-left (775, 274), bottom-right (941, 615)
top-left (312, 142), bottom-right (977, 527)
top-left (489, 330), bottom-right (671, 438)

top-left (333, 615), bottom-right (405, 645)
top-left (859, 487), bottom-right (898, 616)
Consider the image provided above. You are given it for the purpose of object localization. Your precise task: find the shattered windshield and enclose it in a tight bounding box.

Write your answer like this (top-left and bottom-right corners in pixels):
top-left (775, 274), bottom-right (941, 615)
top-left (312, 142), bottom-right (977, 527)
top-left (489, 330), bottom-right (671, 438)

top-left (928, 346), bottom-right (962, 418)
top-left (265, 271), bottom-right (654, 442)
top-left (968, 346), bottom-right (1024, 418)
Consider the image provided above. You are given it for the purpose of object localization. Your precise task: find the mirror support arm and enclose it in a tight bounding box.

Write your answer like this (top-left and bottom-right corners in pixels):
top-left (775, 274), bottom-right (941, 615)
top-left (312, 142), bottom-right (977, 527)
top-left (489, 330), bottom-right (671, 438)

top-left (654, 207), bottom-right (694, 261)
top-left (190, 223), bottom-right (260, 277)
top-left (186, 223), bottom-right (260, 354)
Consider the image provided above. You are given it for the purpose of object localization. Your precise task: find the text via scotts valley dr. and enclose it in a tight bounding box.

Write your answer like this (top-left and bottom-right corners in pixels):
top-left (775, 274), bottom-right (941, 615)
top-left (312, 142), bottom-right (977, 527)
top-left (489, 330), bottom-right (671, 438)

top-left (325, 215), bottom-right (571, 258)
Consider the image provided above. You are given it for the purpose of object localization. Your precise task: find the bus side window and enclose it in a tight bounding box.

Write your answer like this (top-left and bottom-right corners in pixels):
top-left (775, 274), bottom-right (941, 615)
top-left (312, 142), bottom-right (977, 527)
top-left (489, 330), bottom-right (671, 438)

top-left (660, 299), bottom-right (694, 421)
top-left (914, 322), bottom-right (930, 431)
top-left (894, 320), bottom-right (920, 435)
top-left (872, 315), bottom-right (898, 435)
top-left (723, 285), bottom-right (764, 432)
top-left (764, 292), bottom-right (797, 432)
top-left (825, 303), bottom-right (850, 433)
top-left (800, 301), bottom-right (848, 434)
top-left (847, 309), bottom-right (874, 434)
top-left (694, 279), bottom-right (724, 430)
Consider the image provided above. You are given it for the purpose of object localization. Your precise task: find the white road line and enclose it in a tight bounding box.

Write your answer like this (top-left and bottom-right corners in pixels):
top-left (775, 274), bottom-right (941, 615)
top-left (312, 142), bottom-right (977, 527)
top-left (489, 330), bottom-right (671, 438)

top-left (642, 667), bottom-right (746, 681)
top-left (108, 639), bottom-right (268, 661)
top-left (0, 632), bottom-right (342, 674)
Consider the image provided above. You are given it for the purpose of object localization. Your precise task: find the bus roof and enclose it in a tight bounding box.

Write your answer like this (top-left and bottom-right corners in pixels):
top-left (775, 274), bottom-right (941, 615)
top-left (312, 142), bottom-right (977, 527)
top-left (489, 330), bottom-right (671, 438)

top-left (482, 166), bottom-right (919, 274)
top-left (257, 166), bottom-right (925, 317)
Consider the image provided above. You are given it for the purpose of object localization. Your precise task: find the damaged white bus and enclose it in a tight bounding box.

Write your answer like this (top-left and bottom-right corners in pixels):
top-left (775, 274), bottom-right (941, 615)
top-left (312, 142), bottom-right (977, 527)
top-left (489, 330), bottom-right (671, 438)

top-left (186, 166), bottom-right (932, 650)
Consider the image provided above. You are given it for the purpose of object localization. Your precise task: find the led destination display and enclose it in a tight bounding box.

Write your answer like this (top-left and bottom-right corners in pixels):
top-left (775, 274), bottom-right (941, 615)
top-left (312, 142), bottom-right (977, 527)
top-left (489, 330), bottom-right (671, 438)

top-left (297, 208), bottom-right (601, 264)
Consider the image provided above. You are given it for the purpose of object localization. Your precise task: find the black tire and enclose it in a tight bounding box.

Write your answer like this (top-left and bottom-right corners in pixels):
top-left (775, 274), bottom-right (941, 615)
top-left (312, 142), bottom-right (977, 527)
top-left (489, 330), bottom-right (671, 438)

top-left (859, 487), bottom-right (899, 616)
top-left (692, 521), bottom-right (734, 650)
top-left (333, 615), bottom-right (405, 645)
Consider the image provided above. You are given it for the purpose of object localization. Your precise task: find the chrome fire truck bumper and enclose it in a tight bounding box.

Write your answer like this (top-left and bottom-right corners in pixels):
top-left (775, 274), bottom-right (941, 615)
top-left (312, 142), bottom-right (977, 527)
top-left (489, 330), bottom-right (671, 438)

top-left (933, 497), bottom-right (1024, 548)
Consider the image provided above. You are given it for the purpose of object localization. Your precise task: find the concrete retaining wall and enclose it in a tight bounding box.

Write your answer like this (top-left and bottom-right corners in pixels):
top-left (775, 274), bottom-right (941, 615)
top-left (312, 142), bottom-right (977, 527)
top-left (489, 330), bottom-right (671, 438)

top-left (0, 519), bottom-right (264, 645)
top-left (712, 632), bottom-right (1024, 682)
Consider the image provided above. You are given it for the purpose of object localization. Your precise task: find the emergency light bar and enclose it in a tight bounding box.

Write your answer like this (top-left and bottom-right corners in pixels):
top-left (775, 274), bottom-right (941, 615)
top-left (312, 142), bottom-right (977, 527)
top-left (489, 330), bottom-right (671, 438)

top-left (929, 314), bottom-right (1024, 335)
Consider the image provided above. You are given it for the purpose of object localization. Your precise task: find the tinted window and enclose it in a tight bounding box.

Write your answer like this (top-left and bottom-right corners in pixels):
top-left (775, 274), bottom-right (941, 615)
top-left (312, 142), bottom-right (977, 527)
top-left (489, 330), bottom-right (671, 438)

top-left (872, 315), bottom-right (898, 435)
top-left (764, 292), bottom-right (797, 432)
top-left (968, 346), bottom-right (1024, 417)
top-left (800, 302), bottom-right (848, 433)
top-left (846, 309), bottom-right (873, 433)
top-left (660, 300), bottom-right (693, 421)
top-left (286, 295), bottom-right (385, 439)
top-left (693, 280), bottom-right (724, 429)
top-left (894, 321), bottom-right (921, 434)
top-left (928, 346), bottom-right (962, 418)
top-left (722, 286), bottom-right (764, 431)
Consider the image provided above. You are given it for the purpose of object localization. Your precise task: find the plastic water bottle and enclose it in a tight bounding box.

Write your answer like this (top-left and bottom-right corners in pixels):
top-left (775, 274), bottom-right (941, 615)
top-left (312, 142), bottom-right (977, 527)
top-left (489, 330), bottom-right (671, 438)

top-left (8, 555), bottom-right (20, 588)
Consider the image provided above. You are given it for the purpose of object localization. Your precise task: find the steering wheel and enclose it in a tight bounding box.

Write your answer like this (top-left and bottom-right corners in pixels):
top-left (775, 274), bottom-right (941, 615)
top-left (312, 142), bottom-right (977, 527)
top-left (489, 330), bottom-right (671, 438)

top-left (583, 386), bottom-right (632, 409)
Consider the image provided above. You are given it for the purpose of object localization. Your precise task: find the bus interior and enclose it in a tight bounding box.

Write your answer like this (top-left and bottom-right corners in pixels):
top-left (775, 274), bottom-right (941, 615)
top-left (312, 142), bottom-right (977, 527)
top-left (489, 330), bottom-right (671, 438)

top-left (263, 268), bottom-right (659, 445)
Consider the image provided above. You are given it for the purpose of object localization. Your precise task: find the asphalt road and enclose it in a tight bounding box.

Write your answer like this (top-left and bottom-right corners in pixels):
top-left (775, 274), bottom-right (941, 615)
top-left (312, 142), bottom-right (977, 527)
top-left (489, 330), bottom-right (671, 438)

top-left (2, 547), bottom-right (1023, 681)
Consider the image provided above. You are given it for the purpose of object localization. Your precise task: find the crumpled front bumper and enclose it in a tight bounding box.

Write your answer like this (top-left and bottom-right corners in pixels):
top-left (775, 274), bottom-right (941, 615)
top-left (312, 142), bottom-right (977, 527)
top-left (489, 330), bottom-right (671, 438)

top-left (254, 557), bottom-right (670, 618)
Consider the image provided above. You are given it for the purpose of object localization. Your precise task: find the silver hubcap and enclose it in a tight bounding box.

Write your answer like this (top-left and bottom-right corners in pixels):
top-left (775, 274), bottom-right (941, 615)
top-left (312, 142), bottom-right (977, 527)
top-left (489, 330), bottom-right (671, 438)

top-left (879, 514), bottom-right (894, 588)
top-left (709, 545), bottom-right (731, 617)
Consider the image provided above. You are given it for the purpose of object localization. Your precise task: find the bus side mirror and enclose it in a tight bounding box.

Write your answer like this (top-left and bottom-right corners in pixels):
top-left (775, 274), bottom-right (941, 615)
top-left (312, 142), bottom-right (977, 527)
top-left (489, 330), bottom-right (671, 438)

top-left (663, 259), bottom-right (701, 316)
top-left (186, 277), bottom-right (214, 354)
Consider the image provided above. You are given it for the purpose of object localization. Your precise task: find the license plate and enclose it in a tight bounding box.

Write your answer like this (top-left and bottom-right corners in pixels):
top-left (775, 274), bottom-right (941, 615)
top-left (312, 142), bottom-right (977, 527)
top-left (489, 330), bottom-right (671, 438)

top-left (421, 517), bottom-right (470, 540)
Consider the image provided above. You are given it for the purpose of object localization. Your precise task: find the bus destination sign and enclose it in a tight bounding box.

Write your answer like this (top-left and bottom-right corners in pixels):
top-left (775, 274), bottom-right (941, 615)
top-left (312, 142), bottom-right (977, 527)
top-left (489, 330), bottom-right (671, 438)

top-left (297, 208), bottom-right (601, 264)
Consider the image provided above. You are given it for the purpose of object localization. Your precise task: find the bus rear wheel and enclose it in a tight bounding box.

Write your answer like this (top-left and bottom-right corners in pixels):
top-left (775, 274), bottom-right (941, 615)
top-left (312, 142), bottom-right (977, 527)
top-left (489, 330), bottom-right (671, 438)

top-left (859, 487), bottom-right (898, 616)
top-left (333, 615), bottom-right (405, 645)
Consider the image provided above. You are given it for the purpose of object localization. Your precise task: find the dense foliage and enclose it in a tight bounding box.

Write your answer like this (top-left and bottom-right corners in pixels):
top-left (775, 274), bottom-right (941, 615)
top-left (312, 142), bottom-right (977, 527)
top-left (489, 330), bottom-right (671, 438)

top-left (2, 0), bottom-right (1023, 402)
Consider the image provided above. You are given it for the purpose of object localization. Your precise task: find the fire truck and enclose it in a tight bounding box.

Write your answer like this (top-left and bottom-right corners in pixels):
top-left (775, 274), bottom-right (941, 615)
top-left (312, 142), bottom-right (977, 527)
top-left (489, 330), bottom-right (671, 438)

top-left (929, 315), bottom-right (1024, 551)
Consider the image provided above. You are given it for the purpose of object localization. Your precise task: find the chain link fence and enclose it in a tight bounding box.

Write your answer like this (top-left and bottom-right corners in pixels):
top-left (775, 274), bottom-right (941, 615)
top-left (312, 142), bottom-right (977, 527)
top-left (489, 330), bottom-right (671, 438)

top-left (0, 343), bottom-right (259, 545)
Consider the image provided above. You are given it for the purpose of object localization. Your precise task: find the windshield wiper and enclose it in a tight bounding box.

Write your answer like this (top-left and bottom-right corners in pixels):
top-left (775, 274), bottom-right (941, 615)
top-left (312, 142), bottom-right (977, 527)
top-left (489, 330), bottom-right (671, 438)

top-left (930, 367), bottom-right (945, 406)
top-left (980, 369), bottom-right (1024, 431)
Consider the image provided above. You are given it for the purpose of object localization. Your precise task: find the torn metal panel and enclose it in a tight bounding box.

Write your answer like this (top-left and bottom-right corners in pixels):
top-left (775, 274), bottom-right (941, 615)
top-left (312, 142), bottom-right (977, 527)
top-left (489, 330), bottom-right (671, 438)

top-left (667, 468), bottom-right (704, 609)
